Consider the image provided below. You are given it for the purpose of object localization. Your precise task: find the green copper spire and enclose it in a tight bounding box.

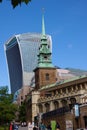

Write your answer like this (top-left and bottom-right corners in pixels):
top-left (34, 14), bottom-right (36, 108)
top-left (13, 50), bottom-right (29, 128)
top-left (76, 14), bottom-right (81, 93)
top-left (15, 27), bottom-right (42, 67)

top-left (37, 14), bottom-right (54, 68)
top-left (42, 14), bottom-right (45, 35)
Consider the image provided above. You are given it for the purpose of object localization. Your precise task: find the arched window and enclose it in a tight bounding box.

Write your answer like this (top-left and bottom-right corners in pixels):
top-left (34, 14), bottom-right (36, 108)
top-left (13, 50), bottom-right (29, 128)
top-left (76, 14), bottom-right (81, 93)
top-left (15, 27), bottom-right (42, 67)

top-left (54, 101), bottom-right (59, 109)
top-left (61, 99), bottom-right (67, 107)
top-left (46, 73), bottom-right (49, 80)
top-left (39, 104), bottom-right (43, 113)
top-left (44, 56), bottom-right (47, 60)
top-left (45, 103), bottom-right (50, 112)
top-left (70, 98), bottom-right (76, 105)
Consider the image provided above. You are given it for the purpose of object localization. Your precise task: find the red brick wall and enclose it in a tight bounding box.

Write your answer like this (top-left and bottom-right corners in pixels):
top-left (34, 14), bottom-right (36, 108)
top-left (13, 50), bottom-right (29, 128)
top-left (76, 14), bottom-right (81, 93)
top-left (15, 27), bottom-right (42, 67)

top-left (35, 68), bottom-right (57, 90)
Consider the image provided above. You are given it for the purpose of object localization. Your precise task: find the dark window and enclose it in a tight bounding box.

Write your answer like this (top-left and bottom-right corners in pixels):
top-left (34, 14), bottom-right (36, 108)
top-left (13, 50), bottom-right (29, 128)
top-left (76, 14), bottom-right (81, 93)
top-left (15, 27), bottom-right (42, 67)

top-left (61, 99), bottom-right (67, 107)
top-left (21, 96), bottom-right (23, 100)
top-left (44, 56), bottom-right (47, 60)
top-left (39, 104), bottom-right (43, 113)
top-left (21, 101), bottom-right (23, 105)
top-left (70, 98), bottom-right (76, 104)
top-left (45, 103), bottom-right (50, 112)
top-left (46, 73), bottom-right (49, 80)
top-left (54, 101), bottom-right (59, 109)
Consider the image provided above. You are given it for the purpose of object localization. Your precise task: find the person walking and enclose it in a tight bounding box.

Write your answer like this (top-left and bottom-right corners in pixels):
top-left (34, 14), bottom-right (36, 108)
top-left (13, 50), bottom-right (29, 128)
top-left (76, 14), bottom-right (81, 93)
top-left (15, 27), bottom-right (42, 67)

top-left (28, 122), bottom-right (33, 130)
top-left (47, 122), bottom-right (51, 130)
top-left (13, 123), bottom-right (19, 130)
top-left (56, 122), bottom-right (60, 130)
top-left (9, 123), bottom-right (13, 130)
top-left (39, 122), bottom-right (46, 130)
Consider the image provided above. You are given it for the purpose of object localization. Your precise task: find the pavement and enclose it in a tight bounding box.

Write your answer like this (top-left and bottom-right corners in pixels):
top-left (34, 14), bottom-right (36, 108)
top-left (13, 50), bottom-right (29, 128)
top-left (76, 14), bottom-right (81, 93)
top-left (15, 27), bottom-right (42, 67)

top-left (18, 126), bottom-right (28, 130)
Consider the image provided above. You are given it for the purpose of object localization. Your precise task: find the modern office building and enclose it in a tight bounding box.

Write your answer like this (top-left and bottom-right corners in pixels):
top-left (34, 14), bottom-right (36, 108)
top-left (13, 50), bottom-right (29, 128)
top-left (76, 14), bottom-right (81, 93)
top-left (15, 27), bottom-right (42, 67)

top-left (4, 33), bottom-right (52, 94)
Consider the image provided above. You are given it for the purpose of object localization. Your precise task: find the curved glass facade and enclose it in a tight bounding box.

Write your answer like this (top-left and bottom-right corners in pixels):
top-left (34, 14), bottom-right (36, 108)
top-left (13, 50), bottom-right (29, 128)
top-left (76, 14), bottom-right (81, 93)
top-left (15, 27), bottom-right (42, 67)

top-left (4, 33), bottom-right (52, 94)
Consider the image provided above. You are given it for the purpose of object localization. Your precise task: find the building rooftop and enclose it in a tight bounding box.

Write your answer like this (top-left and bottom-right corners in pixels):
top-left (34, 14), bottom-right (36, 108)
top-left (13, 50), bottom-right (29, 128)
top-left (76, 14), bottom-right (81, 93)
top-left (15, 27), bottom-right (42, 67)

top-left (40, 70), bottom-right (87, 91)
top-left (65, 68), bottom-right (87, 76)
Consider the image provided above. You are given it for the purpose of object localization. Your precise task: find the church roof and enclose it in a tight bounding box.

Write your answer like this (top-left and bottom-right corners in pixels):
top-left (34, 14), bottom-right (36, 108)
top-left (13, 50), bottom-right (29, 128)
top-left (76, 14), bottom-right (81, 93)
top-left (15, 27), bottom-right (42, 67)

top-left (39, 74), bottom-right (87, 91)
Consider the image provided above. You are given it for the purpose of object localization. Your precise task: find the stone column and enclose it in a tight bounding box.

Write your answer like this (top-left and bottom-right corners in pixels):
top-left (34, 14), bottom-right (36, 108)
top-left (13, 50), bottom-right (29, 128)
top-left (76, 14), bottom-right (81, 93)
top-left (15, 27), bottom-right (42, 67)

top-left (50, 101), bottom-right (54, 111)
top-left (32, 91), bottom-right (40, 121)
top-left (84, 83), bottom-right (87, 90)
top-left (59, 100), bottom-right (62, 107)
top-left (43, 103), bottom-right (46, 113)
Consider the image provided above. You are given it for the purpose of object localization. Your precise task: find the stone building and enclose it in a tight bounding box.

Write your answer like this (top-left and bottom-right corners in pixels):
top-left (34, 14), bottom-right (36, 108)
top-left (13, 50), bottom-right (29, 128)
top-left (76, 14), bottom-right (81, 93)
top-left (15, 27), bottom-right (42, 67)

top-left (26, 15), bottom-right (87, 130)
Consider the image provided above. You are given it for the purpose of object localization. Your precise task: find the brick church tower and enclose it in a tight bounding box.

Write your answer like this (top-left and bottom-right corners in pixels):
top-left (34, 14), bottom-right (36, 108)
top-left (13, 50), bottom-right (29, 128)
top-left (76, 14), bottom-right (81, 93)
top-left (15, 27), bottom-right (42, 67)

top-left (34, 14), bottom-right (57, 90)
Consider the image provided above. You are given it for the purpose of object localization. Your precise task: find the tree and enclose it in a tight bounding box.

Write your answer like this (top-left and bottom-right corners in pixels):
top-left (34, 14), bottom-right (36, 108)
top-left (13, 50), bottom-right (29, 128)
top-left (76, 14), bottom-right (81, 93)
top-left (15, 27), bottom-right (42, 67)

top-left (0, 0), bottom-right (31, 8)
top-left (18, 102), bottom-right (26, 122)
top-left (0, 86), bottom-right (18, 125)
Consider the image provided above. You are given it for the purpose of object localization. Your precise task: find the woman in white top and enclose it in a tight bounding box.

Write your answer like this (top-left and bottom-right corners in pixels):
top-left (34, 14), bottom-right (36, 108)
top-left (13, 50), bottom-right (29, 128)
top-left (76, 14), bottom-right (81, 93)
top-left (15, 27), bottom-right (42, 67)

top-left (28, 122), bottom-right (33, 130)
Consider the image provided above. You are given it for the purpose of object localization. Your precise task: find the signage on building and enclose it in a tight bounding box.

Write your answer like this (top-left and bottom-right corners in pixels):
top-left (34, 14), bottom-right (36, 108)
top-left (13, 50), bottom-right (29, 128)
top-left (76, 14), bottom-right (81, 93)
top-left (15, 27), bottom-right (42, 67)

top-left (74, 104), bottom-right (80, 117)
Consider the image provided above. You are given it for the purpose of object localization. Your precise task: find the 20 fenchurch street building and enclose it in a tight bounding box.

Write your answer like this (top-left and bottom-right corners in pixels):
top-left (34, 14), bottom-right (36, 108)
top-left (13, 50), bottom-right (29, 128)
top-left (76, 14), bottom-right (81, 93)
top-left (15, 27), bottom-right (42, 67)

top-left (4, 33), bottom-right (52, 94)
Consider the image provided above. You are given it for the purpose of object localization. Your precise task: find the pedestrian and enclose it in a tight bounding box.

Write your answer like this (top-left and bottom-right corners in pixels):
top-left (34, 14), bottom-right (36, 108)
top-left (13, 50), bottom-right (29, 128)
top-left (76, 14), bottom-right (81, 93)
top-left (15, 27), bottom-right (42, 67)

top-left (47, 122), bottom-right (51, 130)
top-left (56, 122), bottom-right (60, 130)
top-left (39, 122), bottom-right (46, 130)
top-left (13, 123), bottom-right (19, 130)
top-left (33, 126), bottom-right (38, 130)
top-left (85, 126), bottom-right (87, 130)
top-left (21, 122), bottom-right (24, 127)
top-left (33, 123), bottom-right (38, 130)
top-left (9, 122), bottom-right (13, 130)
top-left (28, 122), bottom-right (33, 130)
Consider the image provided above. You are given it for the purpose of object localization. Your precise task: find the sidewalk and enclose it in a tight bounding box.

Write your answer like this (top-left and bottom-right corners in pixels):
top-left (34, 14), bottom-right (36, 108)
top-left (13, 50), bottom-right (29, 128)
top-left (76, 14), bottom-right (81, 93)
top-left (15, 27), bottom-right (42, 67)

top-left (18, 126), bottom-right (28, 130)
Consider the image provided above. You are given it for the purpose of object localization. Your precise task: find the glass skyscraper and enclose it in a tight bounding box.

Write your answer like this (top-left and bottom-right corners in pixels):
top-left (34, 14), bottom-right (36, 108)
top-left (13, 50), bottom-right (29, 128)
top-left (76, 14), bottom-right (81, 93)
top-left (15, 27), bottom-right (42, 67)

top-left (4, 33), bottom-right (52, 94)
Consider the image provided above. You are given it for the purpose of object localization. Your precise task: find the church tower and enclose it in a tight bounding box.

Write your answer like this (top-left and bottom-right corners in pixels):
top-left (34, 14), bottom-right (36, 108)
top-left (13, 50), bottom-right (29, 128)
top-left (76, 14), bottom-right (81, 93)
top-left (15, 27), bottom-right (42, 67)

top-left (34, 14), bottom-right (57, 90)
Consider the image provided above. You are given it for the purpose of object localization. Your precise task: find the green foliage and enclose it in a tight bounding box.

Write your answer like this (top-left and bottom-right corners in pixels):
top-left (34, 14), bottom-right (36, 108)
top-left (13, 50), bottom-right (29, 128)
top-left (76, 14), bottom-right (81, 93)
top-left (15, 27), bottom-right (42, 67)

top-left (0, 126), bottom-right (9, 130)
top-left (0, 86), bottom-right (18, 125)
top-left (18, 102), bottom-right (26, 122)
top-left (0, 87), bottom-right (13, 103)
top-left (0, 0), bottom-right (31, 8)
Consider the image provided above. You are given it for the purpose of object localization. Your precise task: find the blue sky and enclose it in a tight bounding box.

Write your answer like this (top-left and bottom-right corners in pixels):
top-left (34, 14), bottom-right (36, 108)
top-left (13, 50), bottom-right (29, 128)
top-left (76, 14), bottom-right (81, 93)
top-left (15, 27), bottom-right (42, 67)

top-left (0, 0), bottom-right (87, 90)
